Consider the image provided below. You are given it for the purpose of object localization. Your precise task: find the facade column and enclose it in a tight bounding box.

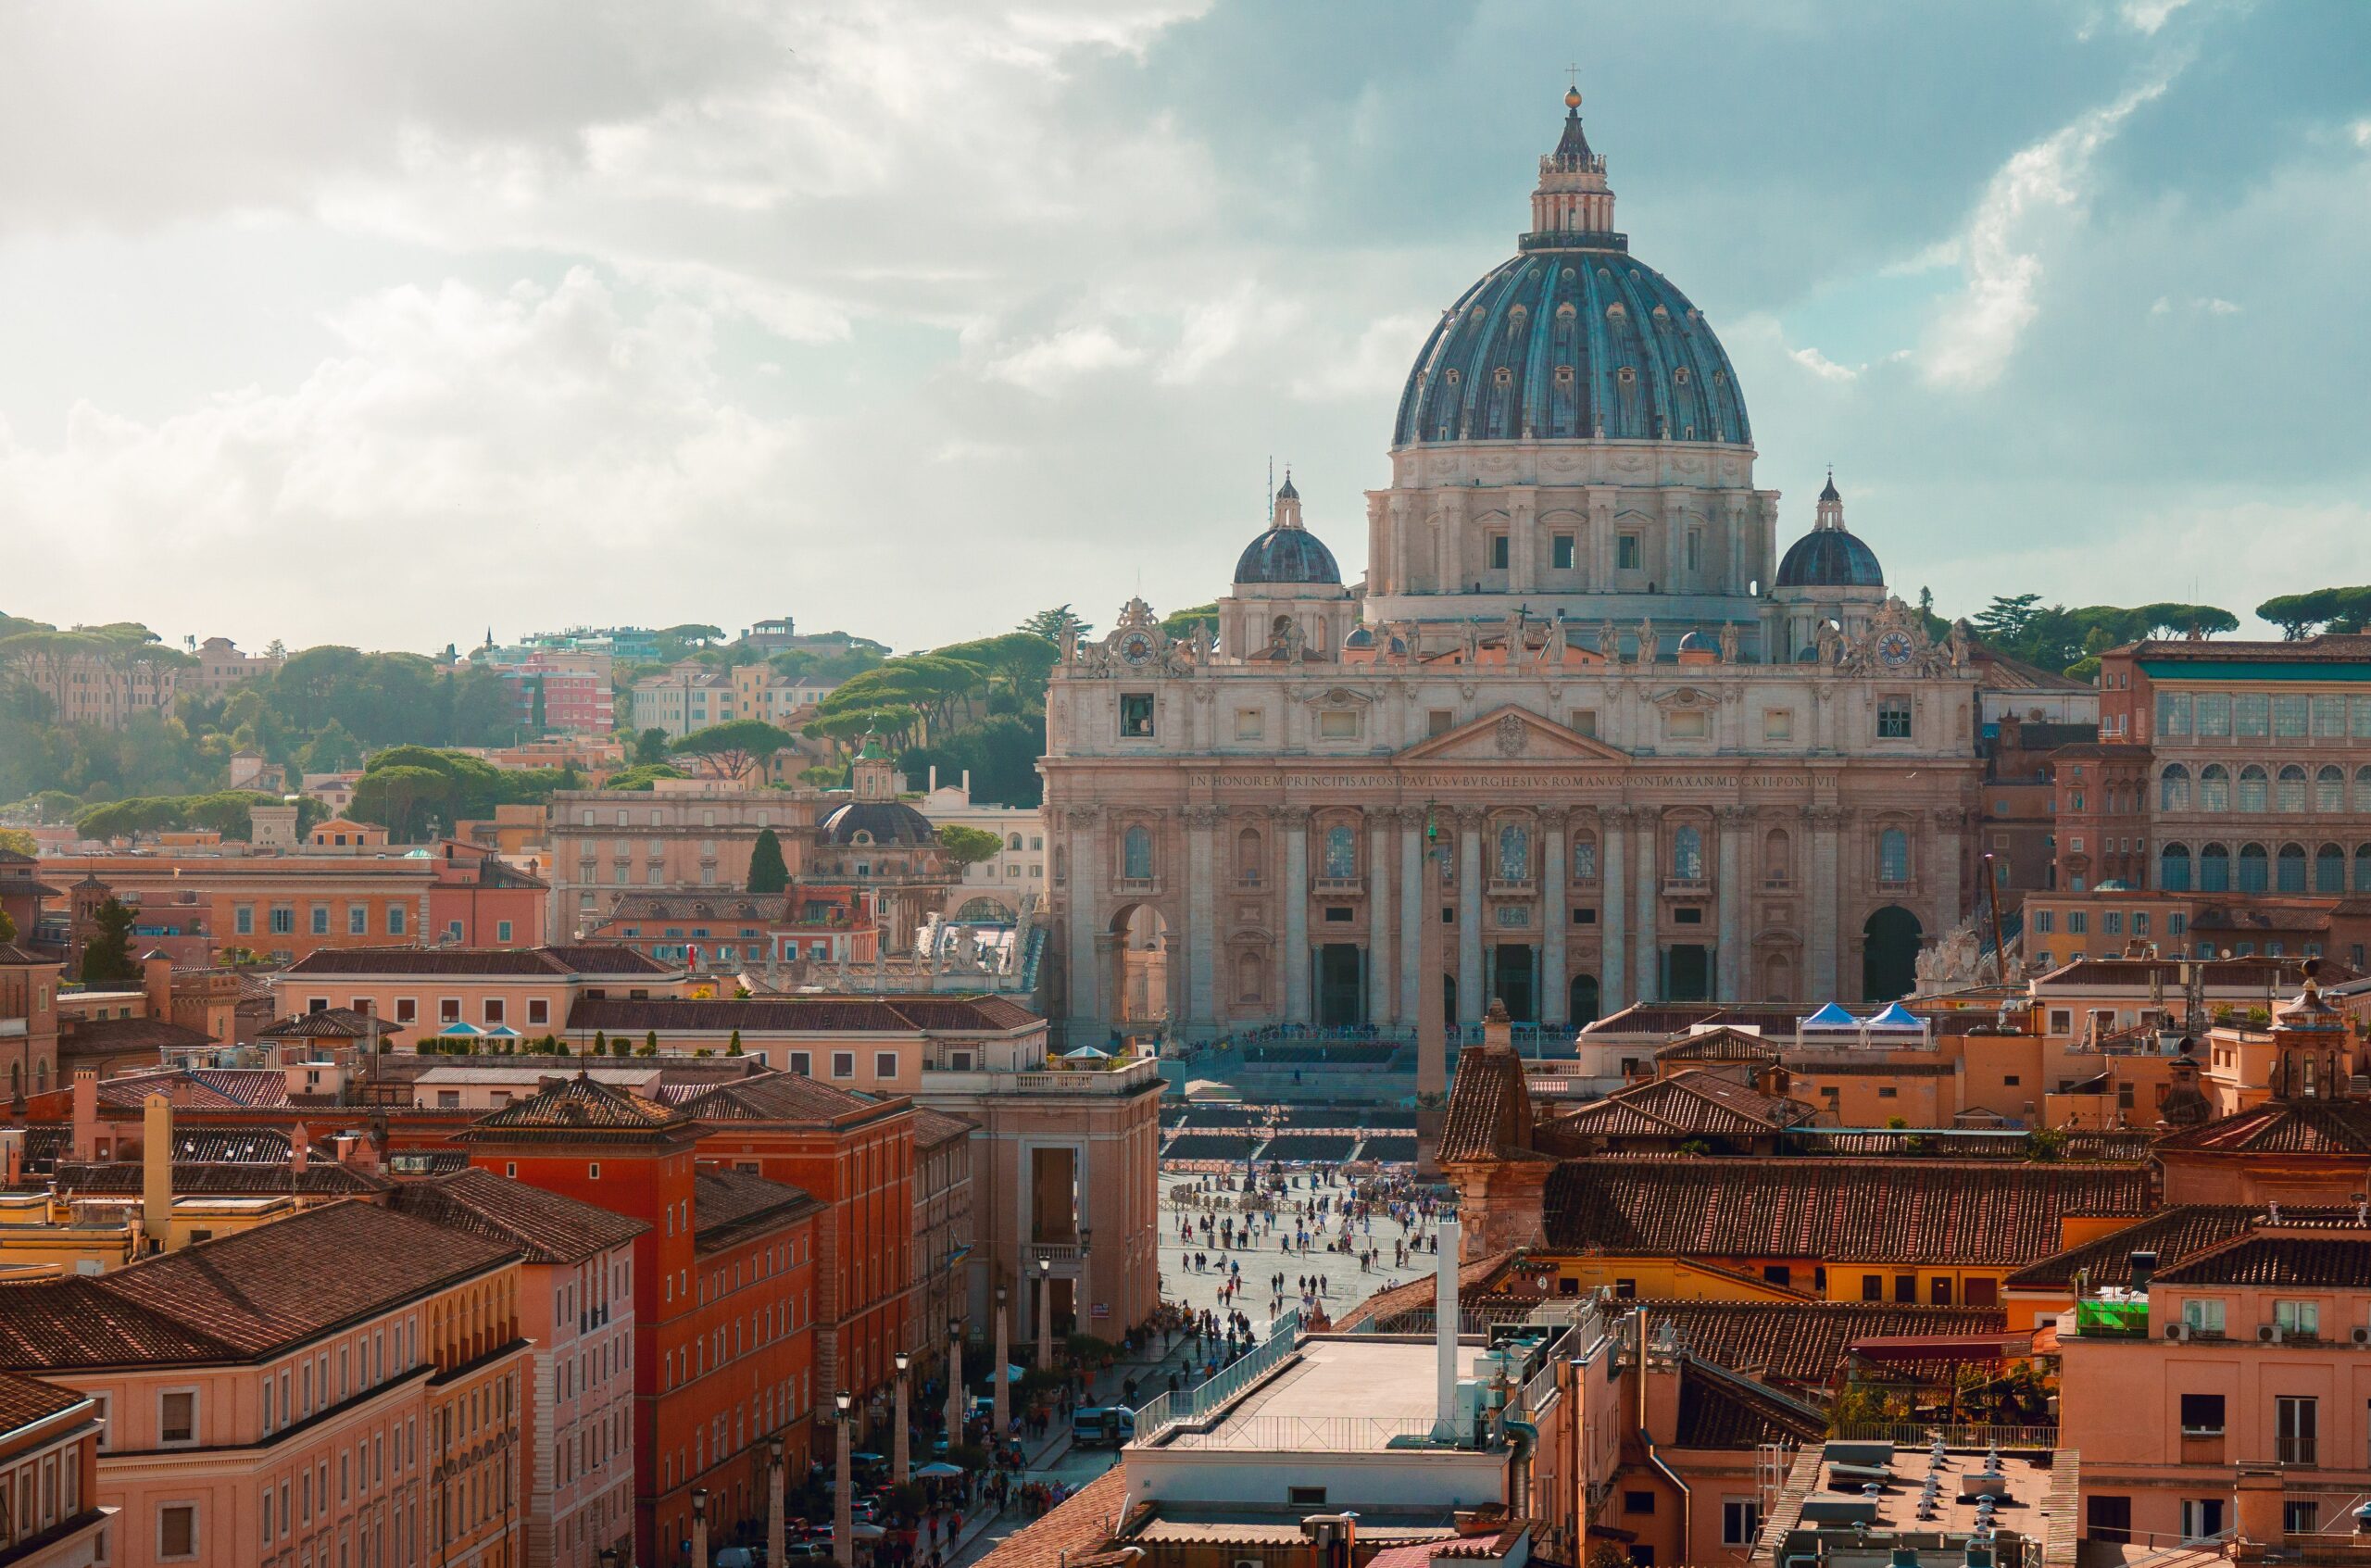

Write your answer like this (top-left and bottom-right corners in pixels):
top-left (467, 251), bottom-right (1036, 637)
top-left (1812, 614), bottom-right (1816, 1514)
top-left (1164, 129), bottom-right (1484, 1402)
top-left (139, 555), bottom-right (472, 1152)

top-left (1933, 806), bottom-right (1964, 933)
top-left (1064, 807), bottom-right (1103, 1037)
top-left (1185, 806), bottom-right (1219, 1034)
top-left (1809, 806), bottom-right (1842, 1000)
top-left (1399, 812), bottom-right (1425, 1025)
top-left (1281, 808), bottom-right (1311, 1023)
top-left (1456, 809), bottom-right (1485, 1024)
top-left (1093, 933), bottom-right (1121, 1039)
top-left (1715, 807), bottom-right (1747, 1001)
top-left (1511, 493), bottom-right (1537, 594)
top-left (1368, 809), bottom-right (1395, 1025)
top-left (1541, 808), bottom-right (1569, 1025)
top-left (1599, 809), bottom-right (1629, 1012)
top-left (1633, 812), bottom-right (1660, 1004)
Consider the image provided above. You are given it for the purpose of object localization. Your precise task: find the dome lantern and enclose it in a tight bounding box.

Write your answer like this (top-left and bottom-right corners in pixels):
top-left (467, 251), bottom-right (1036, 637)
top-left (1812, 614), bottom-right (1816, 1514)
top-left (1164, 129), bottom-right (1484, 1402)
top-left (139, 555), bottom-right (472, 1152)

top-left (1532, 81), bottom-right (1615, 243)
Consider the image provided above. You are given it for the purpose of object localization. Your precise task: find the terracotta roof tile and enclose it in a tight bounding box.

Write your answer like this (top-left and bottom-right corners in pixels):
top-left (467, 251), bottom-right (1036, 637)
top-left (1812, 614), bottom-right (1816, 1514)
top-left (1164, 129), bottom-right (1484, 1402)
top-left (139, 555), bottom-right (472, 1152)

top-left (1674, 1358), bottom-right (1826, 1449)
top-left (676, 1073), bottom-right (890, 1125)
top-left (693, 1169), bottom-right (820, 1255)
top-left (464, 1072), bottom-right (692, 1141)
top-left (566, 995), bottom-right (1042, 1035)
top-left (283, 945), bottom-right (670, 978)
top-left (2005, 1206), bottom-right (2261, 1288)
top-left (2153, 1097), bottom-right (2371, 1156)
top-left (1331, 1251), bottom-right (1517, 1332)
top-left (1437, 1047), bottom-right (1537, 1163)
top-left (913, 1108), bottom-right (977, 1147)
top-left (50, 1159), bottom-right (390, 1198)
top-left (1542, 1158), bottom-right (2149, 1266)
top-left (390, 1168), bottom-right (648, 1264)
top-left (1635, 1299), bottom-right (2011, 1390)
top-left (972, 1464), bottom-right (1132, 1568)
top-left (0, 1371), bottom-right (89, 1435)
top-left (58, 1016), bottom-right (215, 1058)
top-left (1549, 1071), bottom-right (1815, 1142)
top-left (2154, 1233), bottom-right (2371, 1290)
top-left (257, 1009), bottom-right (404, 1039)
top-left (1654, 1030), bottom-right (1784, 1065)
top-left (0, 1278), bottom-right (233, 1369)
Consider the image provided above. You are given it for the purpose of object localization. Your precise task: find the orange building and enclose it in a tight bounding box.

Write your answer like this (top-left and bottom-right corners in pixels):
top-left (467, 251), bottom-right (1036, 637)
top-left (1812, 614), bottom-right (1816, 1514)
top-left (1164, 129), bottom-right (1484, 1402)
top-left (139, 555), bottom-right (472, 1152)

top-left (459, 1074), bottom-right (820, 1566)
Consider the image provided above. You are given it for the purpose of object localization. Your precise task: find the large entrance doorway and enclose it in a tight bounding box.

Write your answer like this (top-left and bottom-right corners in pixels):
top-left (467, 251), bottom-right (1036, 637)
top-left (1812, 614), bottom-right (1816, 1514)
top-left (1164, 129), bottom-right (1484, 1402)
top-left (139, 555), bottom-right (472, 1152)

top-left (1490, 945), bottom-right (1537, 1022)
top-left (1569, 973), bottom-right (1600, 1026)
top-left (1863, 906), bottom-right (1923, 1000)
top-left (1316, 944), bottom-right (1364, 1025)
top-left (1110, 904), bottom-right (1169, 1027)
top-left (1663, 945), bottom-right (1711, 1003)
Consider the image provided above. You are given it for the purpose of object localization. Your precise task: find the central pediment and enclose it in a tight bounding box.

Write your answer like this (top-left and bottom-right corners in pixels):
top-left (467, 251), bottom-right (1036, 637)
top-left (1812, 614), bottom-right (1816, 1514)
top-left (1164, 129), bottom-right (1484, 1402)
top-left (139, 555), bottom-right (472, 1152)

top-left (1398, 705), bottom-right (1632, 763)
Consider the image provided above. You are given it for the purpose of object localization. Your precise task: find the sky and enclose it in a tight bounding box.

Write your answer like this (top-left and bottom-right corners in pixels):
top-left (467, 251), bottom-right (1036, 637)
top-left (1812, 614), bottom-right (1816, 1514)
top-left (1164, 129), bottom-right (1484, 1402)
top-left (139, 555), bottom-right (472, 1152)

top-left (0, 0), bottom-right (2365, 656)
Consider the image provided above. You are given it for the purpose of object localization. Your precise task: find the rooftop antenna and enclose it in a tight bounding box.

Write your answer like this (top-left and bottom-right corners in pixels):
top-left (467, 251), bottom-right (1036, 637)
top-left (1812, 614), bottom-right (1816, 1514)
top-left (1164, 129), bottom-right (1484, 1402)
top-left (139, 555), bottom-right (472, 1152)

top-left (1267, 454), bottom-right (1274, 519)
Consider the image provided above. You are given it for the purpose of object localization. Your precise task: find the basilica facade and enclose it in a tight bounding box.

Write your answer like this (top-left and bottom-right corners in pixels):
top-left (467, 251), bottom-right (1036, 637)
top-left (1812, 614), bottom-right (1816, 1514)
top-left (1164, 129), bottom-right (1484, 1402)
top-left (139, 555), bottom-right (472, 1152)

top-left (1041, 89), bottom-right (1983, 1044)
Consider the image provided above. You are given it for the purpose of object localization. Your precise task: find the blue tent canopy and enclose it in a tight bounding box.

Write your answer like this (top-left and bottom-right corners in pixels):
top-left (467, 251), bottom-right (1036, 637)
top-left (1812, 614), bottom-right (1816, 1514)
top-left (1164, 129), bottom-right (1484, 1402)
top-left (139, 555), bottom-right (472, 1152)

top-left (1865, 1002), bottom-right (1923, 1028)
top-left (1801, 1002), bottom-right (1859, 1027)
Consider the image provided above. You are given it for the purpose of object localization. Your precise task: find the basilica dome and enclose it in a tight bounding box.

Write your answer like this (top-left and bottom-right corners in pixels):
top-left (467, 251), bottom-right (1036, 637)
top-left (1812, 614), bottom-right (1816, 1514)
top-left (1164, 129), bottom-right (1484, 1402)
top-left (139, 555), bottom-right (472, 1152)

top-left (1232, 472), bottom-right (1341, 586)
top-left (1775, 473), bottom-right (1886, 589)
top-left (1392, 94), bottom-right (1750, 449)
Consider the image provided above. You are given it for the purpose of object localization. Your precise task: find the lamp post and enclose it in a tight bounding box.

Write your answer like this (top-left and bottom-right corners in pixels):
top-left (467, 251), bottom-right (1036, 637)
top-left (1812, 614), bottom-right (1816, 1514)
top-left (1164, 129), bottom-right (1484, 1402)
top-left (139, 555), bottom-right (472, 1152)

top-left (1036, 1254), bottom-right (1054, 1371)
top-left (690, 1486), bottom-right (709, 1568)
top-left (767, 1435), bottom-right (786, 1568)
top-left (946, 1318), bottom-right (965, 1449)
top-left (1079, 1228), bottom-right (1093, 1347)
top-left (893, 1349), bottom-right (912, 1484)
top-left (834, 1389), bottom-right (855, 1568)
top-left (598, 1550), bottom-right (620, 1568)
top-left (993, 1283), bottom-right (1010, 1434)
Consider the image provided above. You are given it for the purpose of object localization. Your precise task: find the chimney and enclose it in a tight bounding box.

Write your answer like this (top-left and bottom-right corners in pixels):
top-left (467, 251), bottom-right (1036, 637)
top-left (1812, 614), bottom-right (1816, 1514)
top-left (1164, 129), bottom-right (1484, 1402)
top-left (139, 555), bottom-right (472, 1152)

top-left (2234, 1465), bottom-right (2284, 1546)
top-left (1435, 1216), bottom-right (1461, 1438)
top-left (928, 765), bottom-right (938, 792)
top-left (2128, 1250), bottom-right (2158, 1294)
top-left (70, 1073), bottom-right (98, 1161)
top-left (291, 1122), bottom-right (309, 1175)
top-left (0, 1129), bottom-right (21, 1187)
top-left (141, 1095), bottom-right (172, 1251)
top-left (141, 950), bottom-right (174, 1031)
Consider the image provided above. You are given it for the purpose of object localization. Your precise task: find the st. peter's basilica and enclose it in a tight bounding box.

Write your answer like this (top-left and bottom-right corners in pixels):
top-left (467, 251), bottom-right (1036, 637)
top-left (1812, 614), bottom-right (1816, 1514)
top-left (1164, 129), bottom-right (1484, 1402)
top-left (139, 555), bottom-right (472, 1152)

top-left (1041, 88), bottom-right (1982, 1044)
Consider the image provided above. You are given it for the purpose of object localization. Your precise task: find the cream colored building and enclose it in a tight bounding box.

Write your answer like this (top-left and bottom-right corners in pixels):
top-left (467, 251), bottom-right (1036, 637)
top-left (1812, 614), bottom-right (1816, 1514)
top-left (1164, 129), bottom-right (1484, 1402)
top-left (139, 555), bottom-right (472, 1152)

top-left (1041, 88), bottom-right (1983, 1045)
top-left (919, 773), bottom-right (1046, 921)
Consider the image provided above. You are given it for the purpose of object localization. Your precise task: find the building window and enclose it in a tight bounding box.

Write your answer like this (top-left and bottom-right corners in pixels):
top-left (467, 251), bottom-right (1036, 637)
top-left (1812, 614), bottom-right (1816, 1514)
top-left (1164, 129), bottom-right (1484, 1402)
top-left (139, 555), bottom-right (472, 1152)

top-left (1876, 698), bottom-right (1912, 739)
top-left (1878, 828), bottom-right (1910, 884)
top-left (2160, 843), bottom-right (2192, 890)
top-left (2201, 842), bottom-right (2231, 891)
top-left (2238, 765), bottom-right (2269, 812)
top-left (159, 1389), bottom-right (196, 1445)
top-left (1122, 826), bottom-right (1153, 882)
top-left (527, 998), bottom-right (548, 1025)
top-left (1235, 709), bottom-right (1264, 741)
top-left (1573, 838), bottom-right (1598, 884)
top-left (1488, 534), bottom-right (1510, 570)
top-left (831, 1052), bottom-right (855, 1079)
top-left (2179, 1394), bottom-right (2226, 1435)
top-left (1723, 1499), bottom-right (1762, 1547)
top-left (269, 906), bottom-right (295, 935)
top-left (310, 906), bottom-right (330, 935)
top-left (1552, 534), bottom-right (1575, 570)
top-left (388, 905), bottom-right (407, 935)
top-left (2160, 764), bottom-right (2190, 810)
top-left (394, 998), bottom-right (417, 1023)
top-left (158, 1504), bottom-right (198, 1560)
top-left (1617, 534), bottom-right (1641, 571)
top-left (496, 920), bottom-right (514, 943)
top-left (2276, 1299), bottom-right (2321, 1337)
top-left (347, 904), bottom-right (367, 935)
top-left (235, 905), bottom-right (254, 935)
top-left (1498, 824), bottom-right (1531, 882)
top-left (1323, 826), bottom-right (1356, 881)
top-left (2181, 1298), bottom-right (2226, 1334)
top-left (2278, 765), bottom-right (2308, 813)
top-left (1624, 1491), bottom-right (1656, 1515)
top-left (2277, 1396), bottom-right (2318, 1465)
top-left (789, 1051), bottom-right (811, 1076)
top-left (2239, 842), bottom-right (2269, 893)
top-left (1119, 693), bottom-right (1155, 738)
top-left (483, 999), bottom-right (505, 1026)
top-left (1317, 709), bottom-right (1361, 740)
top-left (1672, 825), bottom-right (1703, 882)
top-left (2068, 911), bottom-right (2088, 935)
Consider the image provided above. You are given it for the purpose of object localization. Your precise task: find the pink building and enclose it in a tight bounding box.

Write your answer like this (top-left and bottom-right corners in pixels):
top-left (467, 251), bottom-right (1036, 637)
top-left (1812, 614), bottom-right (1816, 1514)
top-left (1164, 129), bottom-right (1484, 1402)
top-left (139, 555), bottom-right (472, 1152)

top-left (272, 945), bottom-right (686, 1039)
top-left (391, 1169), bottom-right (645, 1567)
top-left (0, 1198), bottom-right (529, 1568)
top-left (0, 1369), bottom-right (110, 1566)
top-left (2059, 1220), bottom-right (2371, 1550)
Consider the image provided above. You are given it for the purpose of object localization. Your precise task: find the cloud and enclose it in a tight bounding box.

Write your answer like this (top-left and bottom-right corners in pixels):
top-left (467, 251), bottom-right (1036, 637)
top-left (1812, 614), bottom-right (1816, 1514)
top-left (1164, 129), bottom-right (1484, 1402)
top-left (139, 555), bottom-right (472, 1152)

top-left (1287, 312), bottom-right (1436, 402)
top-left (1788, 345), bottom-right (1860, 382)
top-left (982, 324), bottom-right (1145, 393)
top-left (2120, 0), bottom-right (2195, 34)
top-left (1918, 73), bottom-right (2174, 390)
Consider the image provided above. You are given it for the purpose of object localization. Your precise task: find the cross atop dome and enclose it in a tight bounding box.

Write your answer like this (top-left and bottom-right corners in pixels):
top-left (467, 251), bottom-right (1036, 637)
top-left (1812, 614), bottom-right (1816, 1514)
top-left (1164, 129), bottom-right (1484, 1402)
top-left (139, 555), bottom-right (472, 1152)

top-left (1815, 469), bottom-right (1846, 530)
top-left (1532, 81), bottom-right (1614, 242)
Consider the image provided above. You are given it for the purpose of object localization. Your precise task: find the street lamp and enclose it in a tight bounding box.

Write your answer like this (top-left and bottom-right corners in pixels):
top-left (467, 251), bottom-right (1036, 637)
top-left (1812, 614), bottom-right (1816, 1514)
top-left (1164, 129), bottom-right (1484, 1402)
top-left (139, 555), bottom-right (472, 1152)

top-left (893, 1349), bottom-right (912, 1485)
top-left (993, 1283), bottom-right (1010, 1434)
top-left (598, 1551), bottom-right (619, 1568)
top-left (1036, 1255), bottom-right (1054, 1371)
top-left (834, 1390), bottom-right (855, 1568)
top-left (691, 1486), bottom-right (709, 1568)
top-left (1078, 1228), bottom-right (1093, 1340)
top-left (946, 1318), bottom-right (965, 1449)
top-left (766, 1435), bottom-right (786, 1568)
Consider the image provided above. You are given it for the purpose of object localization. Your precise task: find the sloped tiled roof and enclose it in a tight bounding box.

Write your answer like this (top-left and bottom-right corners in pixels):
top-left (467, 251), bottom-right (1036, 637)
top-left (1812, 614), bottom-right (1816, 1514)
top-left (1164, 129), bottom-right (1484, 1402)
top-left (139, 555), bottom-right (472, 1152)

top-left (1330, 1250), bottom-right (1517, 1332)
top-left (283, 945), bottom-right (669, 978)
top-left (0, 1200), bottom-right (512, 1369)
top-left (50, 1159), bottom-right (391, 1198)
top-left (675, 1073), bottom-right (887, 1125)
top-left (972, 1463), bottom-right (1134, 1568)
top-left (58, 1016), bottom-right (214, 1058)
top-left (257, 1008), bottom-right (400, 1039)
top-left (2155, 1233), bottom-right (2371, 1290)
top-left (1633, 1299), bottom-right (2011, 1389)
top-left (2153, 1097), bottom-right (2371, 1157)
top-left (692, 1169), bottom-right (820, 1255)
top-left (1437, 1046), bottom-right (1538, 1164)
top-left (1541, 1158), bottom-right (2149, 1266)
top-left (913, 1107), bottom-right (977, 1148)
top-left (2005, 1206), bottom-right (2261, 1289)
top-left (566, 994), bottom-right (1042, 1035)
top-left (390, 1168), bottom-right (647, 1264)
top-left (1674, 1357), bottom-right (1826, 1449)
top-left (464, 1072), bottom-right (691, 1142)
top-left (1549, 1071), bottom-right (1814, 1141)
top-left (1654, 1030), bottom-right (1784, 1066)
top-left (0, 1371), bottom-right (89, 1434)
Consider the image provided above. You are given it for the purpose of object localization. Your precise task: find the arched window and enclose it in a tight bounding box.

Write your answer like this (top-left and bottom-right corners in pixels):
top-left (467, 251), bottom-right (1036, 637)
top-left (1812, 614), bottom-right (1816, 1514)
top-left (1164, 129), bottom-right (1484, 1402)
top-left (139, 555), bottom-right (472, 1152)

top-left (2315, 843), bottom-right (2345, 894)
top-left (1763, 827), bottom-right (1792, 886)
top-left (2201, 843), bottom-right (2231, 892)
top-left (1236, 827), bottom-right (1263, 885)
top-left (2238, 842), bottom-right (2269, 893)
top-left (1498, 823), bottom-right (1531, 883)
top-left (1877, 828), bottom-right (1910, 884)
top-left (2238, 765), bottom-right (2268, 812)
top-left (2277, 765), bottom-right (2308, 813)
top-left (1323, 824), bottom-right (1357, 881)
top-left (2356, 845), bottom-right (2371, 893)
top-left (2160, 842), bottom-right (2192, 891)
top-left (2277, 842), bottom-right (2307, 894)
top-left (2159, 764), bottom-right (2190, 811)
top-left (1672, 824), bottom-right (1704, 882)
top-left (1122, 825), bottom-right (1153, 882)
top-left (2200, 765), bottom-right (2230, 811)
top-left (2317, 766), bottom-right (2344, 813)
top-left (2357, 766), bottom-right (2371, 814)
top-left (1571, 835), bottom-right (1598, 884)
top-left (1007, 833), bottom-right (1022, 851)
top-left (1236, 951), bottom-right (1265, 1002)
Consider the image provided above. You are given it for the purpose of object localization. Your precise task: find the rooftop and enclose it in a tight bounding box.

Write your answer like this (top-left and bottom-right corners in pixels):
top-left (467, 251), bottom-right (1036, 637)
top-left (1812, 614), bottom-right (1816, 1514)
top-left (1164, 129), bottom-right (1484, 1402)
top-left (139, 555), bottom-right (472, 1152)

top-left (388, 1167), bottom-right (649, 1265)
top-left (565, 994), bottom-right (1042, 1035)
top-left (282, 945), bottom-right (671, 978)
top-left (692, 1168), bottom-right (821, 1255)
top-left (1147, 1336), bottom-right (1489, 1452)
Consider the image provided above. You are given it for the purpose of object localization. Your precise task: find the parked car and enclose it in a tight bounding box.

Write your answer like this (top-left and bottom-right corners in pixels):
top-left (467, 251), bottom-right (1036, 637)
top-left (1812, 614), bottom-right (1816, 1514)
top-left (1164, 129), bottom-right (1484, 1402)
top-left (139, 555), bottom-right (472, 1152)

top-left (1072, 1406), bottom-right (1136, 1448)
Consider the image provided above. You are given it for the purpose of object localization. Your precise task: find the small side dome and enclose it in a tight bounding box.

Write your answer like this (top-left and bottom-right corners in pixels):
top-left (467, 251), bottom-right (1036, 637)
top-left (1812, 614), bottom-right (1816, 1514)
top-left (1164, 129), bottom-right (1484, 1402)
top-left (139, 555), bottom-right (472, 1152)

top-left (1342, 625), bottom-right (1376, 651)
top-left (1235, 528), bottom-right (1341, 585)
top-left (1775, 530), bottom-right (1884, 588)
top-left (1676, 630), bottom-right (1713, 652)
top-left (1795, 645), bottom-right (1822, 662)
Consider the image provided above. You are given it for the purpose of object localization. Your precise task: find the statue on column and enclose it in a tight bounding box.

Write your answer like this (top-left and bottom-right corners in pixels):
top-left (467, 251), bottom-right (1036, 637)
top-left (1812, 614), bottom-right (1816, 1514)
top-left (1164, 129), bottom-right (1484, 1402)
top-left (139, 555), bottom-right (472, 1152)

top-left (1636, 616), bottom-right (1657, 664)
top-left (1597, 620), bottom-right (1622, 662)
top-left (1718, 621), bottom-right (1739, 665)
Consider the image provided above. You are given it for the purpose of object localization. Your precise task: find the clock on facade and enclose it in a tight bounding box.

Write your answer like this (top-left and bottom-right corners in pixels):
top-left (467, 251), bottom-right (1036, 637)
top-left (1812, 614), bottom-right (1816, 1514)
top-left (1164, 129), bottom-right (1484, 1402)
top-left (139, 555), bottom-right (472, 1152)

top-left (1875, 630), bottom-right (1914, 669)
top-left (1118, 630), bottom-right (1157, 666)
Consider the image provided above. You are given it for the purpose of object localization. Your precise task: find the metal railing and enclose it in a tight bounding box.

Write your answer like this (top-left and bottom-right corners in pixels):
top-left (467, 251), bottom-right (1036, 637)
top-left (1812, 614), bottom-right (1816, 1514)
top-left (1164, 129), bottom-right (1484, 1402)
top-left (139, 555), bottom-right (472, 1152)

top-left (1825, 1422), bottom-right (2060, 1449)
top-left (1131, 1308), bottom-right (1301, 1441)
top-left (1157, 1413), bottom-right (1437, 1451)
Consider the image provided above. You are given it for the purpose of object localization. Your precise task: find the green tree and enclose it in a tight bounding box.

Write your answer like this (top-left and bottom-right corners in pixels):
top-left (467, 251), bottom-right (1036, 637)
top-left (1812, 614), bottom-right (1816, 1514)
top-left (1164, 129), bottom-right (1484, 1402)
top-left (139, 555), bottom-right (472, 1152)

top-left (0, 907), bottom-right (16, 942)
top-left (601, 763), bottom-right (687, 792)
top-left (301, 720), bottom-right (361, 772)
top-left (79, 897), bottom-right (140, 985)
top-left (1973, 594), bottom-right (2042, 648)
top-left (0, 827), bottom-right (33, 857)
top-left (670, 720), bottom-right (794, 783)
top-left (634, 728), bottom-right (670, 765)
top-left (937, 824), bottom-right (1003, 868)
top-left (746, 827), bottom-right (790, 893)
top-left (1016, 606), bottom-right (1091, 643)
top-left (1160, 603), bottom-right (1220, 643)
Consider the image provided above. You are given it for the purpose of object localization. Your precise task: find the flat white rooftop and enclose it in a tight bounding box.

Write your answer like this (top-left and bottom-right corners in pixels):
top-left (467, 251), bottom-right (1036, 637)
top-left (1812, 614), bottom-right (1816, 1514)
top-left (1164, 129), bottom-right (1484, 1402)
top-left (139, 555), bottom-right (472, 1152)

top-left (1182, 1337), bottom-right (1487, 1452)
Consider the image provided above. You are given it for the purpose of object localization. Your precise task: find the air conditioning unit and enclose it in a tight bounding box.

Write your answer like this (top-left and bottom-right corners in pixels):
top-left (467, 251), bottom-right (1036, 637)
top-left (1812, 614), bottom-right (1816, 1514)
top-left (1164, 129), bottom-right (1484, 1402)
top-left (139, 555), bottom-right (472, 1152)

top-left (2350, 1326), bottom-right (2370, 1348)
top-left (2258, 1324), bottom-right (2281, 1344)
top-left (2165, 1322), bottom-right (2189, 1342)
